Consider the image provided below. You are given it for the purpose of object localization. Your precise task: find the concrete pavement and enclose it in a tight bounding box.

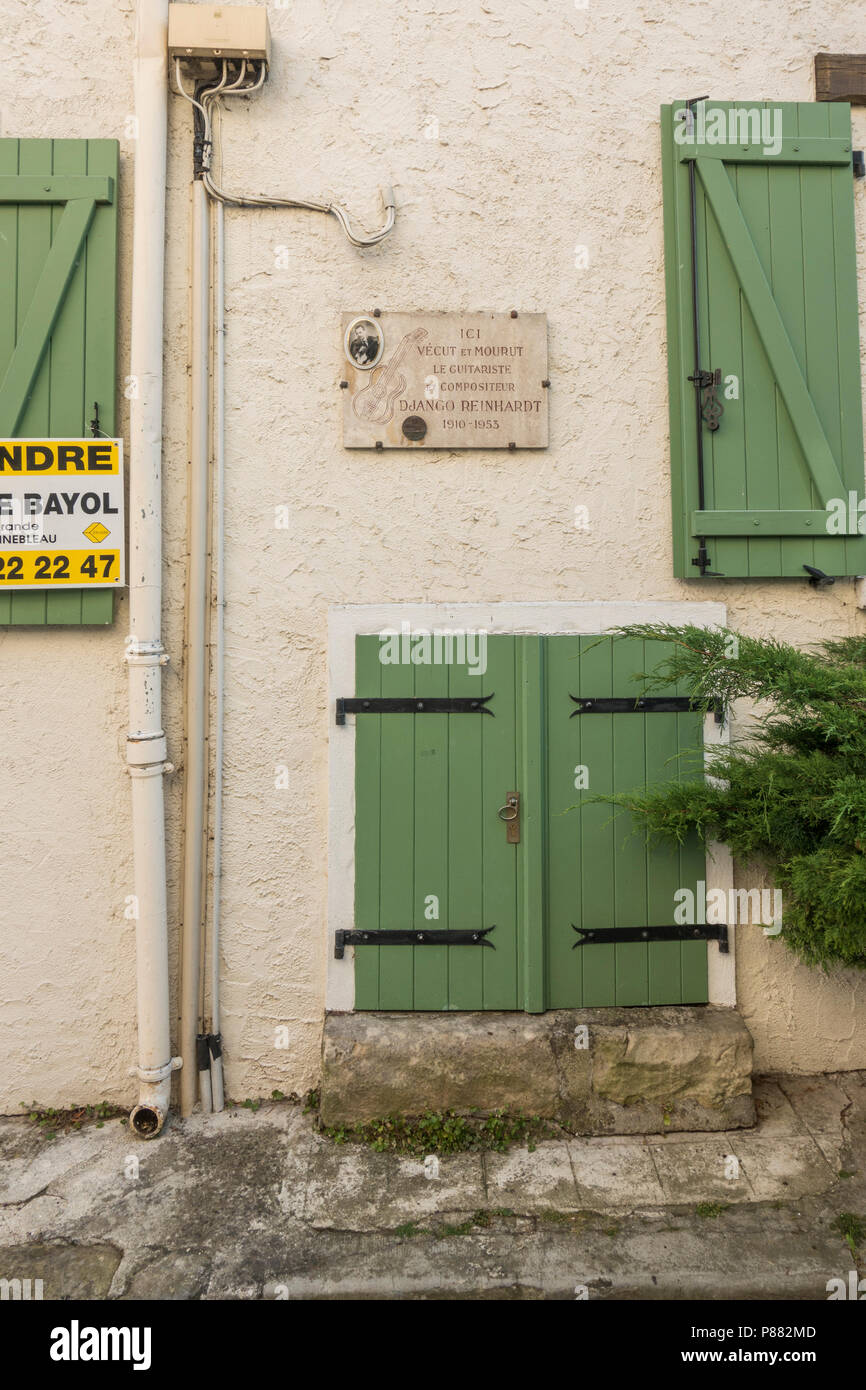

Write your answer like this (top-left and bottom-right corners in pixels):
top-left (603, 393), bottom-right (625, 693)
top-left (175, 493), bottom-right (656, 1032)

top-left (0, 1073), bottom-right (863, 1299)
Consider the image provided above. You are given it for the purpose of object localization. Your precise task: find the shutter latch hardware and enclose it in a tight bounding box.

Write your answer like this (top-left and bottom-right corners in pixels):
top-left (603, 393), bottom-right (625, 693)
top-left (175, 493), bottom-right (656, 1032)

top-left (334, 926), bottom-right (496, 958)
top-left (691, 539), bottom-right (724, 578)
top-left (687, 367), bottom-right (724, 431)
top-left (572, 923), bottom-right (729, 953)
top-left (336, 694), bottom-right (494, 724)
top-left (497, 791), bottom-right (520, 843)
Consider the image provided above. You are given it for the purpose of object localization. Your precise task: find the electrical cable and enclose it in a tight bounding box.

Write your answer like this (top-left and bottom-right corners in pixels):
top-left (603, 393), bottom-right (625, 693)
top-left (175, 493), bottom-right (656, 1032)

top-left (174, 58), bottom-right (395, 247)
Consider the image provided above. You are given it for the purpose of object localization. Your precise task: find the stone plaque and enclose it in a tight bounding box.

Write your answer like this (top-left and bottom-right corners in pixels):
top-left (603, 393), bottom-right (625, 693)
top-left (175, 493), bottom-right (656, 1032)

top-left (341, 311), bottom-right (548, 448)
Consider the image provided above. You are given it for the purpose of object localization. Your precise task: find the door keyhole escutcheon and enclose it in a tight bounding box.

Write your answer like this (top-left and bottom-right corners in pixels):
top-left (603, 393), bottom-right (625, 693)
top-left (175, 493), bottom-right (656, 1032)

top-left (498, 792), bottom-right (520, 843)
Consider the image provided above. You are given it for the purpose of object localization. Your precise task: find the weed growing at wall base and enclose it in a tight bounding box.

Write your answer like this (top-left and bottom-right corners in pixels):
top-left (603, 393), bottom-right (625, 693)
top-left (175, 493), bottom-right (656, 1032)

top-left (320, 1108), bottom-right (557, 1156)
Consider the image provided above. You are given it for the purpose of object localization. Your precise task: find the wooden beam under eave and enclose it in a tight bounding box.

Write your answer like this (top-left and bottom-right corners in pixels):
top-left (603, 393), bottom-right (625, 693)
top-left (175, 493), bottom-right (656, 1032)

top-left (815, 53), bottom-right (866, 104)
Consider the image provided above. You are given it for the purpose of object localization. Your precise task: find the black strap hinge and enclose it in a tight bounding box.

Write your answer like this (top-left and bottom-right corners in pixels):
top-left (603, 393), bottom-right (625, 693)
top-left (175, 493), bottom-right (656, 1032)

top-left (569, 695), bottom-right (718, 717)
top-left (572, 923), bottom-right (729, 953)
top-left (336, 694), bottom-right (494, 725)
top-left (335, 926), bottom-right (496, 958)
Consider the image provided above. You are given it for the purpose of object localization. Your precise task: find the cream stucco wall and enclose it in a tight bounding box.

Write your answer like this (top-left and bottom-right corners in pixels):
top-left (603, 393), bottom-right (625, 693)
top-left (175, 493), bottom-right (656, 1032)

top-left (3, 0), bottom-right (866, 1112)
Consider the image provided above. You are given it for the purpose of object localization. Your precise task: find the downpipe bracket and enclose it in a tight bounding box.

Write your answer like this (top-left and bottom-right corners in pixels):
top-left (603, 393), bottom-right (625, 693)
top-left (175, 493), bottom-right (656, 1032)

top-left (126, 729), bottom-right (169, 768)
top-left (127, 761), bottom-right (175, 779)
top-left (124, 638), bottom-right (170, 667)
top-left (128, 1057), bottom-right (183, 1085)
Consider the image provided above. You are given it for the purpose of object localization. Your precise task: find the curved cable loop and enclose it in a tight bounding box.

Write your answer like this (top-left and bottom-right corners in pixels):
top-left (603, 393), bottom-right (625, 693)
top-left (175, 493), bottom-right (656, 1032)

top-left (177, 57), bottom-right (395, 247)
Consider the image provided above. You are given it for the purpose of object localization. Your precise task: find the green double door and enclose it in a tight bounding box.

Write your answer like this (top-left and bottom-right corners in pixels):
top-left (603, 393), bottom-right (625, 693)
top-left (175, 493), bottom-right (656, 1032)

top-left (352, 633), bottom-right (708, 1011)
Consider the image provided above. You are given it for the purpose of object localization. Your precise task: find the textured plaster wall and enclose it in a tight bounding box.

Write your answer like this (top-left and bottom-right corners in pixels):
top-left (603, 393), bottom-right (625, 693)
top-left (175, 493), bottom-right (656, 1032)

top-left (2, 0), bottom-right (866, 1111)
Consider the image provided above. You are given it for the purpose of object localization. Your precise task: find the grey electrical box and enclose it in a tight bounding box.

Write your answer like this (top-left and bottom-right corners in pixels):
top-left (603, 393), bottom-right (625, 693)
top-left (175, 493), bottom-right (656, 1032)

top-left (168, 4), bottom-right (271, 65)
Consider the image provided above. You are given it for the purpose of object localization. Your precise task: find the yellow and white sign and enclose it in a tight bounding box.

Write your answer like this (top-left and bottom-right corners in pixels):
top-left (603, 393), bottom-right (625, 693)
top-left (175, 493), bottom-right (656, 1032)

top-left (0, 439), bottom-right (125, 589)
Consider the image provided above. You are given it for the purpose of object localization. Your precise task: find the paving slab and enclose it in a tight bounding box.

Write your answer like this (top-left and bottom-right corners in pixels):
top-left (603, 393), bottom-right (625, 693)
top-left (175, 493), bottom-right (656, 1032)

top-left (0, 1241), bottom-right (121, 1299)
top-left (775, 1074), bottom-right (853, 1134)
top-left (483, 1143), bottom-right (581, 1214)
top-left (727, 1134), bottom-right (837, 1201)
top-left (568, 1138), bottom-right (665, 1209)
top-left (750, 1077), bottom-right (804, 1135)
top-left (810, 1130), bottom-right (848, 1172)
top-left (303, 1141), bottom-right (486, 1229)
top-left (649, 1138), bottom-right (756, 1205)
top-left (0, 1119), bottom-right (129, 1205)
top-left (383, 1153), bottom-right (488, 1226)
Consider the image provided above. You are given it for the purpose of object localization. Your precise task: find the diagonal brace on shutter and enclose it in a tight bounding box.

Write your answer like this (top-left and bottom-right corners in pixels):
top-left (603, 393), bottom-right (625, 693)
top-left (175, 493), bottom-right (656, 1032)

top-left (0, 198), bottom-right (98, 435)
top-left (692, 155), bottom-right (848, 525)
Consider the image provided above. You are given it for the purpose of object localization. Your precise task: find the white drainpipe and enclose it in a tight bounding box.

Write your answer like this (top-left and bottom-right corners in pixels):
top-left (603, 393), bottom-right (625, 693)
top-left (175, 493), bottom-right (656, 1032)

top-left (126, 0), bottom-right (180, 1138)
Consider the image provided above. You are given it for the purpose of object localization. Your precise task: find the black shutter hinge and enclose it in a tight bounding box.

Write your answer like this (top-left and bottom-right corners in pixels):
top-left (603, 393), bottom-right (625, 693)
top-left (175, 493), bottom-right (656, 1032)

top-left (335, 926), bottom-right (496, 958)
top-left (570, 695), bottom-right (723, 723)
top-left (572, 923), bottom-right (729, 952)
top-left (336, 694), bottom-right (494, 725)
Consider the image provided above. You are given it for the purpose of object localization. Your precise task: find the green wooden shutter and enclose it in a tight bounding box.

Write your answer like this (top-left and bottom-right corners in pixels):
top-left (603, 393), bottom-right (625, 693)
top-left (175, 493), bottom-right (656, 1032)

top-left (662, 101), bottom-right (866, 579)
top-left (546, 636), bottom-right (708, 1007)
top-left (351, 634), bottom-right (709, 1011)
top-left (353, 634), bottom-right (524, 1010)
top-left (0, 137), bottom-right (118, 625)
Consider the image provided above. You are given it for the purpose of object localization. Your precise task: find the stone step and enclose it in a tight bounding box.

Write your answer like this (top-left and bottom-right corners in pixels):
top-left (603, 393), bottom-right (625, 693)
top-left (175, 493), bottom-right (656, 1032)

top-left (320, 1005), bottom-right (755, 1134)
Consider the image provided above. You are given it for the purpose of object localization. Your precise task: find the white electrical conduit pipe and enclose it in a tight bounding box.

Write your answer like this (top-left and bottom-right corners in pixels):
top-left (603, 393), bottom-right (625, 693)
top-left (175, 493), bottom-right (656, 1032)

top-left (173, 61), bottom-right (242, 1116)
top-left (179, 174), bottom-right (211, 1118)
top-left (199, 62), bottom-right (244, 1115)
top-left (172, 56), bottom-right (396, 1114)
top-left (127, 0), bottom-right (181, 1139)
top-left (210, 191), bottom-right (226, 1114)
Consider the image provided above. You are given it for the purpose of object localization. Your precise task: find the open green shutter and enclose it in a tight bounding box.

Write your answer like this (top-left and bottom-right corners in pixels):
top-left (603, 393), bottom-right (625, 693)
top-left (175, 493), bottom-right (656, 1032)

top-left (0, 137), bottom-right (118, 625)
top-left (662, 101), bottom-right (866, 579)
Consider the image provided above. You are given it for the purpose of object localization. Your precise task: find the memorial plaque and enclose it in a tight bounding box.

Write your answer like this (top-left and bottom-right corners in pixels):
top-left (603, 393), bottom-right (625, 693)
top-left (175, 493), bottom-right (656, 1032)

top-left (341, 311), bottom-right (548, 448)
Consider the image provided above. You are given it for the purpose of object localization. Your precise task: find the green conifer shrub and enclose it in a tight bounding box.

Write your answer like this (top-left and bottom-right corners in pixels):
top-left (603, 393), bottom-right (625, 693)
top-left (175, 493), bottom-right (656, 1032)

top-left (599, 625), bottom-right (866, 970)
